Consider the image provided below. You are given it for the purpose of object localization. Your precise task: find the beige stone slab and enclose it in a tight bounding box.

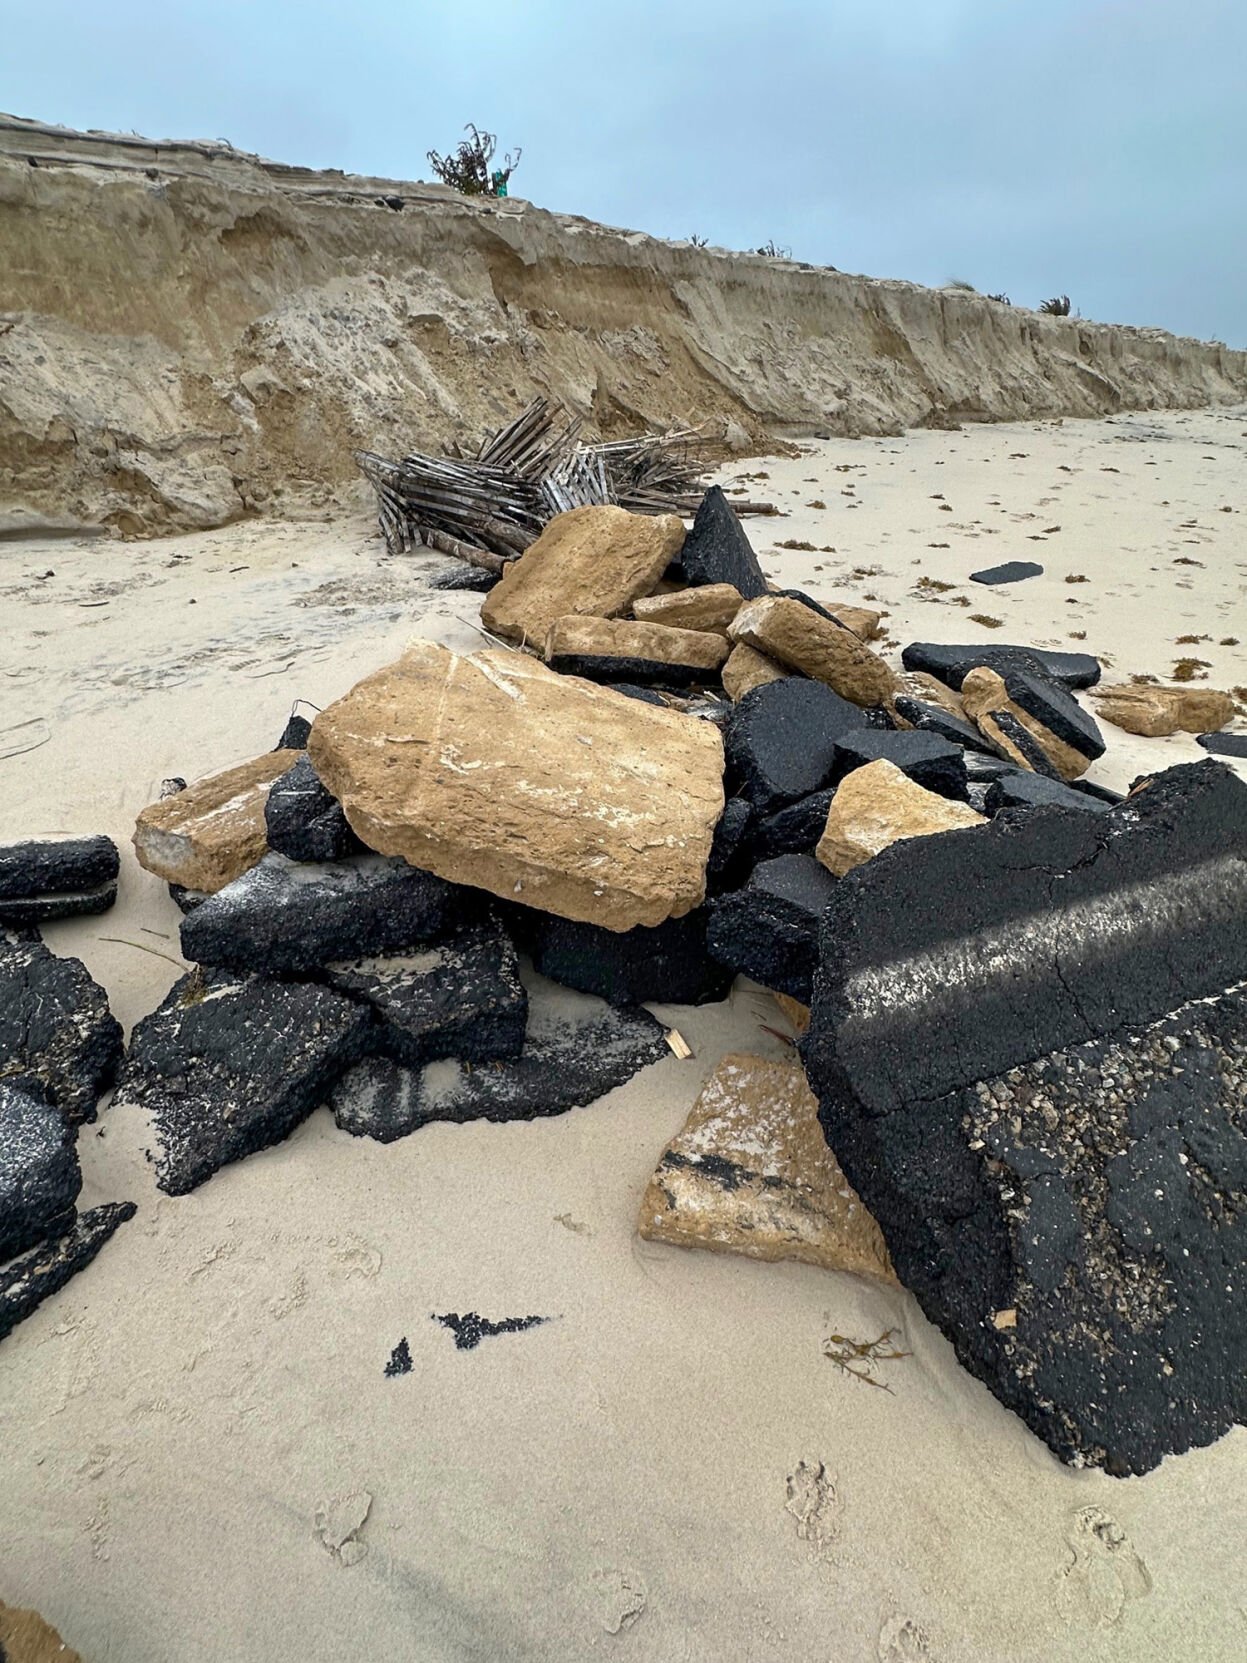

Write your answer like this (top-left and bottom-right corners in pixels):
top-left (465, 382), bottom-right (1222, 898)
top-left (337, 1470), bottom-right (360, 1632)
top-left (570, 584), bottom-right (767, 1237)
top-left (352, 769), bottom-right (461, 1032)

top-left (309, 643), bottom-right (725, 931)
top-left (638, 1052), bottom-right (896, 1281)
top-left (544, 615), bottom-right (730, 672)
top-left (480, 505), bottom-right (685, 646)
top-left (827, 603), bottom-right (883, 642)
top-left (721, 642), bottom-right (789, 701)
top-left (0, 1598), bottom-right (84, 1663)
top-left (816, 758), bottom-right (985, 876)
top-left (1092, 683), bottom-right (1236, 737)
top-left (633, 583), bottom-right (744, 635)
top-left (132, 750), bottom-right (300, 892)
top-left (728, 595), bottom-right (898, 706)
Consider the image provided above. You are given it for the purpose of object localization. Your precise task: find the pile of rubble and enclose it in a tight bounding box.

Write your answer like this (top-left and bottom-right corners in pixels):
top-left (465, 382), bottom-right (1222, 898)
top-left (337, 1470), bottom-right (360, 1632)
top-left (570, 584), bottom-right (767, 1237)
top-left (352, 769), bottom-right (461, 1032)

top-left (3, 485), bottom-right (1246, 1477)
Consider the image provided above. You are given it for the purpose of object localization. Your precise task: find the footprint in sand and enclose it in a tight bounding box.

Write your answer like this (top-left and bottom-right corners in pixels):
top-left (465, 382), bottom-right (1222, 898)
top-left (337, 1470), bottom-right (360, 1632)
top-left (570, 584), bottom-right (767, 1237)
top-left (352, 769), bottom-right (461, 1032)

top-left (590, 1568), bottom-right (646, 1634)
top-left (877, 1614), bottom-right (934, 1660)
top-left (784, 1459), bottom-right (840, 1562)
top-left (1055, 1505), bottom-right (1152, 1627)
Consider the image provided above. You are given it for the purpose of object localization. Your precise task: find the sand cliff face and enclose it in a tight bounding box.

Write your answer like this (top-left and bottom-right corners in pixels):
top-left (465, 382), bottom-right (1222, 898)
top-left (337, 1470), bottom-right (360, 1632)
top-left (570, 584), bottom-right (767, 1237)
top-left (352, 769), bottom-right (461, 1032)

top-left (2, 114), bottom-right (1245, 537)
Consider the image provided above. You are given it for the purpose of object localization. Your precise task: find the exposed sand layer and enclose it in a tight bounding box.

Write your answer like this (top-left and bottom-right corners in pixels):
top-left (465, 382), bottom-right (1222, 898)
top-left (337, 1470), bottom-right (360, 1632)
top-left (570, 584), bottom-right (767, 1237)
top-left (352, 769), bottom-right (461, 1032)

top-left (1, 408), bottom-right (1245, 1661)
top-left (3, 113), bottom-right (1246, 538)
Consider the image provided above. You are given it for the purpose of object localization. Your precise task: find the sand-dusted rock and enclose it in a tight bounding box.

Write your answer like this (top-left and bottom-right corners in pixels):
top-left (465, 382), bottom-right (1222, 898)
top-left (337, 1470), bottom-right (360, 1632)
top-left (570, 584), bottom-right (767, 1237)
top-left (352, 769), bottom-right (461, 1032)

top-left (134, 749), bottom-right (301, 892)
top-left (480, 505), bottom-right (684, 645)
top-left (0, 1202), bottom-right (136, 1347)
top-left (729, 595), bottom-right (898, 707)
top-left (817, 759), bottom-right (985, 876)
top-left (1094, 683), bottom-right (1236, 738)
top-left (721, 642), bottom-right (788, 700)
top-left (892, 669), bottom-right (968, 719)
top-left (330, 990), bottom-right (668, 1142)
top-left (901, 641), bottom-right (1101, 691)
top-left (0, 834), bottom-right (119, 927)
top-left (309, 644), bottom-right (725, 931)
top-left (0, 934), bottom-right (123, 1125)
top-left (0, 1598), bottom-right (85, 1663)
top-left (638, 1053), bottom-right (895, 1279)
top-left (0, 1082), bottom-right (81, 1264)
top-left (726, 678), bottom-right (867, 814)
top-left (961, 668), bottom-right (1092, 781)
top-left (633, 583), bottom-right (743, 635)
top-left (676, 486), bottom-right (768, 597)
top-left (119, 969), bottom-right (372, 1194)
top-left (707, 854), bottom-right (838, 1001)
top-left (544, 615), bottom-right (729, 687)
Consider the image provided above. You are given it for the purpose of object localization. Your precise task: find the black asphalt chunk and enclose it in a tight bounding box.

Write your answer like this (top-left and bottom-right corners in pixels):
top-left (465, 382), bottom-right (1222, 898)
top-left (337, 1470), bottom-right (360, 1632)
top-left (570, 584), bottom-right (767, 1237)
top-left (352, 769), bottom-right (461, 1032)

top-left (803, 760), bottom-right (1247, 1473)
top-left (677, 486), bottom-right (769, 598)
top-left (604, 682), bottom-right (668, 708)
top-left (752, 790), bottom-right (835, 859)
top-left (0, 881), bottom-right (118, 928)
top-left (1198, 731), bottom-right (1247, 759)
top-left (120, 969), bottom-right (372, 1194)
top-left (988, 710), bottom-right (1064, 779)
top-left (707, 797), bottom-right (754, 894)
top-left (0, 834), bottom-right (118, 907)
top-left (891, 696), bottom-right (1000, 756)
top-left (265, 753), bottom-right (364, 863)
top-left (901, 642), bottom-right (1101, 691)
top-left (427, 565), bottom-right (499, 592)
top-left (322, 920), bottom-right (527, 1066)
top-left (0, 934), bottom-right (123, 1125)
top-left (517, 908), bottom-right (733, 1008)
top-left (384, 1337), bottom-right (413, 1376)
top-left (970, 560), bottom-right (1044, 585)
top-left (432, 1312), bottom-right (548, 1351)
top-left (330, 993), bottom-right (668, 1143)
top-left (777, 588), bottom-right (839, 623)
top-left (833, 730), bottom-right (969, 800)
top-left (169, 883), bottom-right (208, 915)
top-left (985, 773), bottom-right (1111, 815)
top-left (546, 652), bottom-right (720, 690)
top-left (726, 678), bottom-right (868, 814)
top-left (0, 1202), bottom-right (135, 1345)
top-left (275, 713), bottom-right (312, 750)
top-left (706, 853), bottom-right (838, 1002)
top-left (180, 852), bottom-right (464, 974)
top-left (0, 1082), bottom-right (81, 1265)
top-left (997, 669), bottom-right (1104, 762)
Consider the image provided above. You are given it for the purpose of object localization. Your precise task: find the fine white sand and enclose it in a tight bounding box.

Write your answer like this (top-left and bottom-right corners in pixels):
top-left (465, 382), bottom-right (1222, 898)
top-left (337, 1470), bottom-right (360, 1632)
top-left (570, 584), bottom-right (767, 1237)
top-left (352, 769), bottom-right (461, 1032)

top-left (1, 406), bottom-right (1245, 1662)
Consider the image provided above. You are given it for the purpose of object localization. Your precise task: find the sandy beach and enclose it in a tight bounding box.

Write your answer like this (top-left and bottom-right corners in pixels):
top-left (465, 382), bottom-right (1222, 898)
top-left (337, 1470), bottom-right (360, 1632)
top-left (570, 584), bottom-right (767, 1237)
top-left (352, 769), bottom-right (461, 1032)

top-left (2, 404), bottom-right (1245, 1663)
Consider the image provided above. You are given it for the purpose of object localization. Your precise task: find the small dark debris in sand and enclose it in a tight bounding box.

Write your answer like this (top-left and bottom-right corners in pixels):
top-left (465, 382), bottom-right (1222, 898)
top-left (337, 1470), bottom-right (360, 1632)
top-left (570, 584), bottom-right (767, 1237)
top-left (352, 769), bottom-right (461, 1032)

top-left (433, 1312), bottom-right (549, 1351)
top-left (970, 615), bottom-right (1004, 629)
top-left (385, 1337), bottom-right (413, 1376)
top-left (1172, 658), bottom-right (1211, 682)
top-left (1065, 574), bottom-right (1088, 584)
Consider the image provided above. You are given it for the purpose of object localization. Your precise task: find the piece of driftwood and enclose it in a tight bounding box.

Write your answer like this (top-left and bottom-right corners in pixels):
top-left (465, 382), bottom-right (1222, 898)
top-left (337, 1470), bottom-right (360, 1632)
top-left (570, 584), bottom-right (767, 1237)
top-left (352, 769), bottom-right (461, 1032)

top-left (357, 399), bottom-right (773, 560)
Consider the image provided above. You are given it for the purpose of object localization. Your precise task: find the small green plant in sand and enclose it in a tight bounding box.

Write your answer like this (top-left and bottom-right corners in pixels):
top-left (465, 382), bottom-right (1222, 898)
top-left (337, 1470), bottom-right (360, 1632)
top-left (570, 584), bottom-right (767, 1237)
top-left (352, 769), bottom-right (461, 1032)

top-left (823, 1329), bottom-right (911, 1392)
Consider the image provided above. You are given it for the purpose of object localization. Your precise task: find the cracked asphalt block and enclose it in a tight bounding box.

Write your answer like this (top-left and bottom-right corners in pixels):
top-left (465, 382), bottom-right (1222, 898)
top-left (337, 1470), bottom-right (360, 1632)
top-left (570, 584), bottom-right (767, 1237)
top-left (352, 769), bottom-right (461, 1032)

top-left (803, 760), bottom-right (1247, 1474)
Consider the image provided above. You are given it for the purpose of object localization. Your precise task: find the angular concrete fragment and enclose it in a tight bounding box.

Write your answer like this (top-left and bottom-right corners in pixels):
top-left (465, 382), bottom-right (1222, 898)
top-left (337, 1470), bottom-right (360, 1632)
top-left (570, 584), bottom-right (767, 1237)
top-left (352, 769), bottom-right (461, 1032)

top-left (721, 642), bottom-right (788, 701)
top-left (707, 853), bottom-right (838, 1001)
top-left (322, 920), bottom-right (527, 1066)
top-left (637, 1054), bottom-right (895, 1280)
top-left (480, 505), bottom-right (684, 646)
top-left (804, 761), bottom-right (1247, 1472)
top-left (119, 970), bottom-right (372, 1194)
top-left (309, 644), bottom-right (725, 931)
top-left (633, 583), bottom-right (743, 635)
top-left (0, 1083), bottom-right (81, 1264)
top-left (517, 908), bottom-right (733, 1008)
top-left (1093, 683), bottom-right (1236, 738)
top-left (729, 595), bottom-right (898, 707)
top-left (961, 668), bottom-right (1092, 781)
top-left (180, 851), bottom-right (462, 974)
top-left (676, 486), bottom-right (768, 598)
top-left (901, 642), bottom-right (1101, 692)
top-left (0, 1201), bottom-right (135, 1346)
top-left (752, 790), bottom-right (836, 859)
top-left (133, 749), bottom-right (302, 892)
top-left (330, 991), bottom-right (668, 1142)
top-left (544, 615), bottom-right (729, 688)
top-left (985, 773), bottom-right (1111, 815)
top-left (833, 730), bottom-right (969, 800)
top-left (0, 834), bottom-right (119, 927)
top-left (265, 753), bottom-right (363, 863)
top-left (816, 760), bottom-right (985, 877)
top-left (0, 934), bottom-right (123, 1125)
top-left (726, 678), bottom-right (867, 814)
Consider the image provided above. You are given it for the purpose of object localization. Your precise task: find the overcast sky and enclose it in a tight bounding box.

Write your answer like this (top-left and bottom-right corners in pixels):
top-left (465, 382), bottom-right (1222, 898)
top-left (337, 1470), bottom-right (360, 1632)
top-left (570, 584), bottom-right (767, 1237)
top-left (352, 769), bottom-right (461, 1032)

top-left (4, 0), bottom-right (1244, 345)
